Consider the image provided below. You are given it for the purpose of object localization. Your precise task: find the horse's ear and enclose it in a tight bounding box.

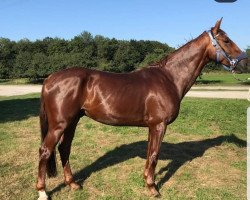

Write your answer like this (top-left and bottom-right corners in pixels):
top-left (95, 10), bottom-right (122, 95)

top-left (213, 17), bottom-right (223, 34)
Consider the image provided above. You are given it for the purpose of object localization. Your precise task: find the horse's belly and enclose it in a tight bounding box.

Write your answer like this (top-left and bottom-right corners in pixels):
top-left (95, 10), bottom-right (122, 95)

top-left (84, 106), bottom-right (145, 126)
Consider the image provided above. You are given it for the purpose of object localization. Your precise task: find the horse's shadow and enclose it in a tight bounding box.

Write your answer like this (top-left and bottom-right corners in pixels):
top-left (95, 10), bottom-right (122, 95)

top-left (0, 97), bottom-right (40, 123)
top-left (48, 134), bottom-right (246, 196)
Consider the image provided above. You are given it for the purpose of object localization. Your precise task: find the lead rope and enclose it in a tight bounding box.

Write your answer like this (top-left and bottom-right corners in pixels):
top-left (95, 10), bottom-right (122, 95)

top-left (232, 70), bottom-right (250, 102)
top-left (231, 70), bottom-right (250, 83)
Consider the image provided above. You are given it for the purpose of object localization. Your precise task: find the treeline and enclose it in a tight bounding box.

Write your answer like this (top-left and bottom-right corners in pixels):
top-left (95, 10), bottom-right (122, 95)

top-left (0, 31), bottom-right (175, 79)
top-left (0, 31), bottom-right (249, 80)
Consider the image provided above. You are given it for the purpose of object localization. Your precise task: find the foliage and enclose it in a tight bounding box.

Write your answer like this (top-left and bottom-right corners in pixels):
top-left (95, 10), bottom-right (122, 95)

top-left (0, 32), bottom-right (248, 79)
top-left (0, 32), bottom-right (174, 79)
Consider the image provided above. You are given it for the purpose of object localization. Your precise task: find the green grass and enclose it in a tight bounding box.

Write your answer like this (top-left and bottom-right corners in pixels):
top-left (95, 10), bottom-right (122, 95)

top-left (0, 78), bottom-right (44, 85)
top-left (0, 78), bottom-right (31, 85)
top-left (0, 94), bottom-right (247, 199)
top-left (170, 98), bottom-right (248, 137)
top-left (196, 72), bottom-right (250, 85)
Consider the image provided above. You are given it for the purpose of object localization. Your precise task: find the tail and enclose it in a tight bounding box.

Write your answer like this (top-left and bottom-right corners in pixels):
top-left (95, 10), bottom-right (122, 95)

top-left (40, 88), bottom-right (57, 177)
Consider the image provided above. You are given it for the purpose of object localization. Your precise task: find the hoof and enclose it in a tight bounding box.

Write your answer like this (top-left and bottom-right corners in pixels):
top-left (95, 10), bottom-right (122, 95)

top-left (153, 192), bottom-right (161, 198)
top-left (38, 190), bottom-right (48, 200)
top-left (69, 182), bottom-right (81, 190)
top-left (148, 184), bottom-right (161, 198)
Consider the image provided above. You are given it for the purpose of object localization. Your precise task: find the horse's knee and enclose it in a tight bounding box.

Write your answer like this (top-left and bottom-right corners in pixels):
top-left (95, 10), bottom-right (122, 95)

top-left (155, 122), bottom-right (165, 133)
top-left (149, 152), bottom-right (158, 166)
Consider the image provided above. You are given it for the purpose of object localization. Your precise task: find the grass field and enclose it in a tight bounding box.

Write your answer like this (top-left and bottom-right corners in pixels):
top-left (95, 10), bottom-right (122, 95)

top-left (0, 78), bottom-right (43, 85)
top-left (0, 94), bottom-right (248, 200)
top-left (196, 72), bottom-right (250, 85)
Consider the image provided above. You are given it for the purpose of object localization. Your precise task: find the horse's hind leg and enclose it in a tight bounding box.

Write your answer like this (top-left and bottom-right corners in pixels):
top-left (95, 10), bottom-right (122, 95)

top-left (36, 121), bottom-right (68, 199)
top-left (58, 117), bottom-right (80, 190)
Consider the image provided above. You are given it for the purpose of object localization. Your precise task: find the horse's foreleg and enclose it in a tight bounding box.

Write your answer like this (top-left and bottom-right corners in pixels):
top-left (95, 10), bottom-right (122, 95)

top-left (144, 131), bottom-right (152, 179)
top-left (58, 118), bottom-right (80, 190)
top-left (145, 122), bottom-right (166, 197)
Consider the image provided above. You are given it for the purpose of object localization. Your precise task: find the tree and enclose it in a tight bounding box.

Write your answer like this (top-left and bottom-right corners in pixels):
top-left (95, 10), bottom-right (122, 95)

top-left (46, 37), bottom-right (69, 55)
top-left (13, 52), bottom-right (32, 78)
top-left (111, 42), bottom-right (141, 72)
top-left (27, 53), bottom-right (49, 79)
top-left (69, 31), bottom-right (95, 53)
top-left (0, 31), bottom-right (215, 79)
top-left (0, 38), bottom-right (16, 78)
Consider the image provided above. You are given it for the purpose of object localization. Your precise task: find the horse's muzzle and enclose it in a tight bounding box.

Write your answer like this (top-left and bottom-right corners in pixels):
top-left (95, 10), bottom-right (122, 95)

top-left (235, 52), bottom-right (248, 72)
top-left (237, 52), bottom-right (248, 66)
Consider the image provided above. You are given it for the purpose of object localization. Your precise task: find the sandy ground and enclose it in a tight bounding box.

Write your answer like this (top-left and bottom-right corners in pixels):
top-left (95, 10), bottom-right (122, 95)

top-left (0, 85), bottom-right (42, 96)
top-left (188, 86), bottom-right (250, 100)
top-left (0, 85), bottom-right (249, 100)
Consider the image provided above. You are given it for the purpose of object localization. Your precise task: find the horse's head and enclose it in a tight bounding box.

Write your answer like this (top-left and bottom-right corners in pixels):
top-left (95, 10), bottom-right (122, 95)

top-left (207, 18), bottom-right (248, 71)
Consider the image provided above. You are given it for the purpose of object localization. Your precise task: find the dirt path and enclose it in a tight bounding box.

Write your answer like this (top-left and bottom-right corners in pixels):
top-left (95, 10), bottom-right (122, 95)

top-left (0, 85), bottom-right (249, 100)
top-left (0, 85), bottom-right (42, 96)
top-left (187, 85), bottom-right (250, 100)
top-left (186, 90), bottom-right (249, 99)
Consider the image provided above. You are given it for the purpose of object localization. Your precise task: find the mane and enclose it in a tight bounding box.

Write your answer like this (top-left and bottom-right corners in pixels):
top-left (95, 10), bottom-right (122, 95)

top-left (153, 31), bottom-right (206, 68)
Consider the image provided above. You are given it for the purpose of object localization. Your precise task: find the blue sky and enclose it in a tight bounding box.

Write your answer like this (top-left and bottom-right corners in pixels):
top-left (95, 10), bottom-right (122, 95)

top-left (0, 0), bottom-right (249, 49)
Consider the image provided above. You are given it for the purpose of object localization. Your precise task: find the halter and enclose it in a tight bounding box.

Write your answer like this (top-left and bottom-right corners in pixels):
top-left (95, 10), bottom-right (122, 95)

top-left (206, 30), bottom-right (248, 71)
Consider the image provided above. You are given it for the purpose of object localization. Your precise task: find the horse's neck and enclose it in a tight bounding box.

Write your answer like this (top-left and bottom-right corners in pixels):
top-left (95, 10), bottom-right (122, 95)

top-left (162, 33), bottom-right (210, 99)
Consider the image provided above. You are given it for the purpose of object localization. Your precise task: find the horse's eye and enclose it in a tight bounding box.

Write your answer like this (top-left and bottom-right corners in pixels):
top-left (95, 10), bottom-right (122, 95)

top-left (224, 39), bottom-right (230, 44)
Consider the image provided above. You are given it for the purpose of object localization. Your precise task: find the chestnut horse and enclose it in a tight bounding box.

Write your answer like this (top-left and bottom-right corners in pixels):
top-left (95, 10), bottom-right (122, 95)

top-left (36, 19), bottom-right (247, 199)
